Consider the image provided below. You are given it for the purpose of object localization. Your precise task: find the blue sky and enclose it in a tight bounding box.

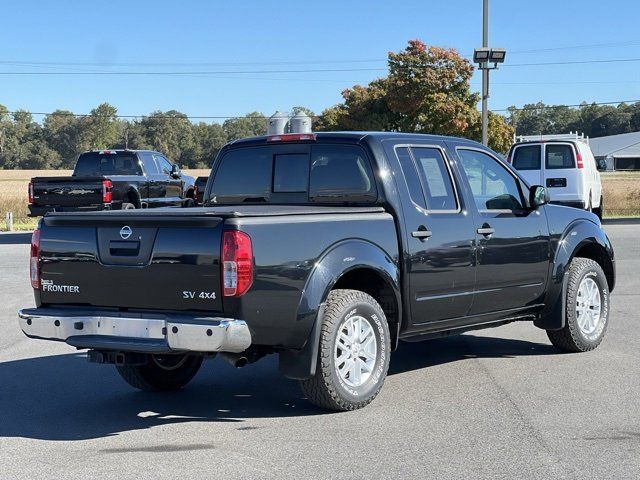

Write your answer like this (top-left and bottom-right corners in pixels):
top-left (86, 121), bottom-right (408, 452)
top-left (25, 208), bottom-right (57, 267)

top-left (1, 0), bottom-right (639, 122)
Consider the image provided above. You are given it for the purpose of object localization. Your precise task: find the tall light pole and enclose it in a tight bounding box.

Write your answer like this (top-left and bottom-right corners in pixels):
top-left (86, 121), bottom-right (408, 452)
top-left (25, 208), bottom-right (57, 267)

top-left (481, 0), bottom-right (489, 146)
top-left (474, 0), bottom-right (506, 146)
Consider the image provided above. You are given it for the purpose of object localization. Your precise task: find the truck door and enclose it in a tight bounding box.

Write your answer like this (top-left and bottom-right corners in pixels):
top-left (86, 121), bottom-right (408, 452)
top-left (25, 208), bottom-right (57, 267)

top-left (453, 146), bottom-right (550, 315)
top-left (387, 142), bottom-right (476, 328)
top-left (138, 152), bottom-right (156, 203)
top-left (155, 154), bottom-right (183, 206)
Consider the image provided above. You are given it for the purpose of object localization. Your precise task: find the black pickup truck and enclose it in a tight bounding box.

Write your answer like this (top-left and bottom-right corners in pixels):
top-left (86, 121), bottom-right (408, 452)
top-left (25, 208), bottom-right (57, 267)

top-left (19, 132), bottom-right (615, 411)
top-left (28, 149), bottom-right (196, 216)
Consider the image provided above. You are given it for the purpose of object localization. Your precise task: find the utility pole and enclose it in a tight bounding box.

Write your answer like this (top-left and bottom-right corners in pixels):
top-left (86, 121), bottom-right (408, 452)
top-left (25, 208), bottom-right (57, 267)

top-left (481, 0), bottom-right (489, 146)
top-left (473, 1), bottom-right (506, 146)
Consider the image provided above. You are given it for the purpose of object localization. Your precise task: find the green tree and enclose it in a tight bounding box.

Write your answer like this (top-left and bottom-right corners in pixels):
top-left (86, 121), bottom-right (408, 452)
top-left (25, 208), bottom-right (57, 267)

top-left (135, 110), bottom-right (198, 166)
top-left (222, 112), bottom-right (266, 140)
top-left (78, 103), bottom-right (119, 151)
top-left (43, 110), bottom-right (81, 167)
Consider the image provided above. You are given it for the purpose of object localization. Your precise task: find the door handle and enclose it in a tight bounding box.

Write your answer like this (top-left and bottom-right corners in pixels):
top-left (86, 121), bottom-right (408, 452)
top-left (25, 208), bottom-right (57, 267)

top-left (411, 228), bottom-right (432, 240)
top-left (477, 226), bottom-right (495, 236)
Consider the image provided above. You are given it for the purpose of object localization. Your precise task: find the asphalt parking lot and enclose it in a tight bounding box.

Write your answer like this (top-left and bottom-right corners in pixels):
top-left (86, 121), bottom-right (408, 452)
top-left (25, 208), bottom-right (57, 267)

top-left (0, 225), bottom-right (638, 480)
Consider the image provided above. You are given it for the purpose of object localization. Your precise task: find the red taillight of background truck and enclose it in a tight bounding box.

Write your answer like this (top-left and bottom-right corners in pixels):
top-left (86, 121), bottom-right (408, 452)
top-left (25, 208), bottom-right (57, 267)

top-left (102, 180), bottom-right (113, 203)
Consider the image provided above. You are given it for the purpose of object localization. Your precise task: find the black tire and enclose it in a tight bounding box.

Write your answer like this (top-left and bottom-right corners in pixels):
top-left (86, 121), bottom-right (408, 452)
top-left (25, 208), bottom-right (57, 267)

top-left (121, 202), bottom-right (136, 210)
top-left (593, 196), bottom-right (604, 220)
top-left (547, 257), bottom-right (610, 353)
top-left (300, 289), bottom-right (391, 411)
top-left (116, 354), bottom-right (203, 391)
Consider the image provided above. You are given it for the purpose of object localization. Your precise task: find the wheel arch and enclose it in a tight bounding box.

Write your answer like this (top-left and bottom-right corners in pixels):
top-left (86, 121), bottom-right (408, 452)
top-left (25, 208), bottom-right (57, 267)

top-left (123, 187), bottom-right (141, 208)
top-left (535, 219), bottom-right (615, 330)
top-left (279, 239), bottom-right (401, 380)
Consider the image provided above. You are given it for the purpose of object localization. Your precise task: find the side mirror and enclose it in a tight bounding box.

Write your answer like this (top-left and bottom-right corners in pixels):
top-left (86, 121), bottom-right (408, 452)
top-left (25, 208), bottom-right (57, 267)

top-left (170, 164), bottom-right (181, 178)
top-left (596, 159), bottom-right (607, 171)
top-left (529, 185), bottom-right (550, 209)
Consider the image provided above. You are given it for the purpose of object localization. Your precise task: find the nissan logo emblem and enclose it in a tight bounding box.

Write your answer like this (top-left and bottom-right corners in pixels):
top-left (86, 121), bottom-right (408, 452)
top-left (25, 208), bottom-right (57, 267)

top-left (120, 226), bottom-right (133, 240)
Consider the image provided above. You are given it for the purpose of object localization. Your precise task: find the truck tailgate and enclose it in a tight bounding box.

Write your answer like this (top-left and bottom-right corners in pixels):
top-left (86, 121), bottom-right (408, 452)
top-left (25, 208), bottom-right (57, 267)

top-left (32, 177), bottom-right (105, 206)
top-left (39, 211), bottom-right (224, 312)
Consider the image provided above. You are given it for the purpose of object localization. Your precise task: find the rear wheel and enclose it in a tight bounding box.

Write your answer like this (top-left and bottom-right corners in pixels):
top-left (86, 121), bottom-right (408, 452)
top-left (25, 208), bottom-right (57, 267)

top-left (116, 354), bottom-right (203, 391)
top-left (546, 257), bottom-right (610, 352)
top-left (593, 195), bottom-right (604, 220)
top-left (299, 289), bottom-right (391, 411)
top-left (121, 202), bottom-right (136, 210)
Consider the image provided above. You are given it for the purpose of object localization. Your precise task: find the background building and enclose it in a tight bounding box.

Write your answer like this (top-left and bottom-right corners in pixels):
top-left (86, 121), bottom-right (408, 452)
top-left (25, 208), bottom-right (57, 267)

top-left (589, 131), bottom-right (640, 171)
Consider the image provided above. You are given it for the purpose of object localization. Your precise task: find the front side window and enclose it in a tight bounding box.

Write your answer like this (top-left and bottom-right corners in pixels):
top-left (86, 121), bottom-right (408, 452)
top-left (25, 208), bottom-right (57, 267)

top-left (154, 155), bottom-right (173, 175)
top-left (512, 145), bottom-right (541, 171)
top-left (140, 152), bottom-right (159, 174)
top-left (546, 144), bottom-right (575, 169)
top-left (458, 149), bottom-right (523, 211)
top-left (309, 145), bottom-right (376, 203)
top-left (411, 147), bottom-right (458, 211)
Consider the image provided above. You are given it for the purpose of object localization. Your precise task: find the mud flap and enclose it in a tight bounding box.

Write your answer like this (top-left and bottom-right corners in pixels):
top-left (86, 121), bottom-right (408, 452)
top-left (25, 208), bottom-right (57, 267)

top-left (278, 304), bottom-right (325, 380)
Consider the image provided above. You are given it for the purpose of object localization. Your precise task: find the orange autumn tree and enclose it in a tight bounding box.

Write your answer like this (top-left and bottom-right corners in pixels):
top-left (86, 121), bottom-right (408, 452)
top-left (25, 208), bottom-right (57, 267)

top-left (317, 39), bottom-right (513, 152)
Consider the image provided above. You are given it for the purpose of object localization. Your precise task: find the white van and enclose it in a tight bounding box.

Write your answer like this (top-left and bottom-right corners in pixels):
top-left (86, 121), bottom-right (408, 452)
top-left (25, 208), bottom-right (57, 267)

top-left (507, 133), bottom-right (603, 219)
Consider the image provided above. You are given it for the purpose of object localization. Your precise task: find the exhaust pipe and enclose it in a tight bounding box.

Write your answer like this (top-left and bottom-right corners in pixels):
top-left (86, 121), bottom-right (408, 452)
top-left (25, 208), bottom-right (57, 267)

top-left (219, 352), bottom-right (249, 368)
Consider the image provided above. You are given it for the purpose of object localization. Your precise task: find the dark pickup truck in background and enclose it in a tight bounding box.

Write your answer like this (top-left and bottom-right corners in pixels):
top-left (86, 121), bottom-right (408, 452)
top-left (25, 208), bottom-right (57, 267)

top-left (28, 149), bottom-right (196, 216)
top-left (20, 132), bottom-right (615, 411)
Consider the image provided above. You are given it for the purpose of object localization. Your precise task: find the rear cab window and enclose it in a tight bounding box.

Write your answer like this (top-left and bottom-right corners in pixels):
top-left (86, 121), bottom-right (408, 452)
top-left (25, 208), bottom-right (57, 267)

top-left (209, 143), bottom-right (377, 205)
top-left (73, 152), bottom-right (142, 176)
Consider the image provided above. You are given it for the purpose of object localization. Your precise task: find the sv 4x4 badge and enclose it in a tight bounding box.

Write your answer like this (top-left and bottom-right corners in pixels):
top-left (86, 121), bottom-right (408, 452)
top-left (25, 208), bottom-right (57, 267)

top-left (182, 291), bottom-right (216, 300)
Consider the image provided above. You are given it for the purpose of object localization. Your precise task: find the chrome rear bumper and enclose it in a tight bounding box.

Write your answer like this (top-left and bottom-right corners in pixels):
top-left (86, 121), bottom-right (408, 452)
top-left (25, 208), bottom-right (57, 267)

top-left (18, 308), bottom-right (251, 353)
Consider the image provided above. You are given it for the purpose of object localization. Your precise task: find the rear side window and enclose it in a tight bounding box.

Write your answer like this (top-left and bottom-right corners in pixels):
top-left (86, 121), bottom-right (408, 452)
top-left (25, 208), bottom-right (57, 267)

top-left (512, 145), bottom-right (541, 170)
top-left (411, 147), bottom-right (458, 211)
top-left (73, 152), bottom-right (142, 176)
top-left (210, 147), bottom-right (272, 203)
top-left (395, 147), bottom-right (426, 209)
top-left (309, 145), bottom-right (376, 203)
top-left (546, 144), bottom-right (575, 169)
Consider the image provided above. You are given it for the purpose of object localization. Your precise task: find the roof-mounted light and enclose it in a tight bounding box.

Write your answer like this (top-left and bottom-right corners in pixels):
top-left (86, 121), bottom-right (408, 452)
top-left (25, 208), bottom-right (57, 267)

top-left (267, 133), bottom-right (317, 142)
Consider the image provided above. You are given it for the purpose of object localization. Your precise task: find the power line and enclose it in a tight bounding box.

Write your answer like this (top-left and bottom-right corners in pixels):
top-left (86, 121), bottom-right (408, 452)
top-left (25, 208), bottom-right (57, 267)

top-left (2, 39), bottom-right (639, 68)
top-left (6, 99), bottom-right (640, 120)
top-left (493, 99), bottom-right (640, 112)
top-left (1, 56), bottom-right (640, 76)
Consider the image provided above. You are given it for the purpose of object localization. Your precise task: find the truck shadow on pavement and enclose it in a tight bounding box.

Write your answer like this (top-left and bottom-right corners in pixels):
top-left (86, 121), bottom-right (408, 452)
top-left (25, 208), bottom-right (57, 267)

top-left (0, 334), bottom-right (557, 441)
top-left (0, 233), bottom-right (31, 245)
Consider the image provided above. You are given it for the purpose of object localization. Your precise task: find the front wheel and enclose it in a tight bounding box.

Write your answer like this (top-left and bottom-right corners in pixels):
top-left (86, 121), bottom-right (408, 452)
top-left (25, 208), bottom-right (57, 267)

top-left (116, 354), bottom-right (203, 391)
top-left (299, 289), bottom-right (391, 411)
top-left (547, 257), bottom-right (610, 352)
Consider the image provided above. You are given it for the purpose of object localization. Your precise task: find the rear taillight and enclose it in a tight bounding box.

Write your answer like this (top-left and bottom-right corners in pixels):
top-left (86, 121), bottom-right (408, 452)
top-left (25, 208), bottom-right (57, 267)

top-left (102, 180), bottom-right (113, 203)
top-left (576, 150), bottom-right (584, 169)
top-left (222, 231), bottom-right (253, 297)
top-left (30, 229), bottom-right (41, 289)
top-left (28, 182), bottom-right (34, 204)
